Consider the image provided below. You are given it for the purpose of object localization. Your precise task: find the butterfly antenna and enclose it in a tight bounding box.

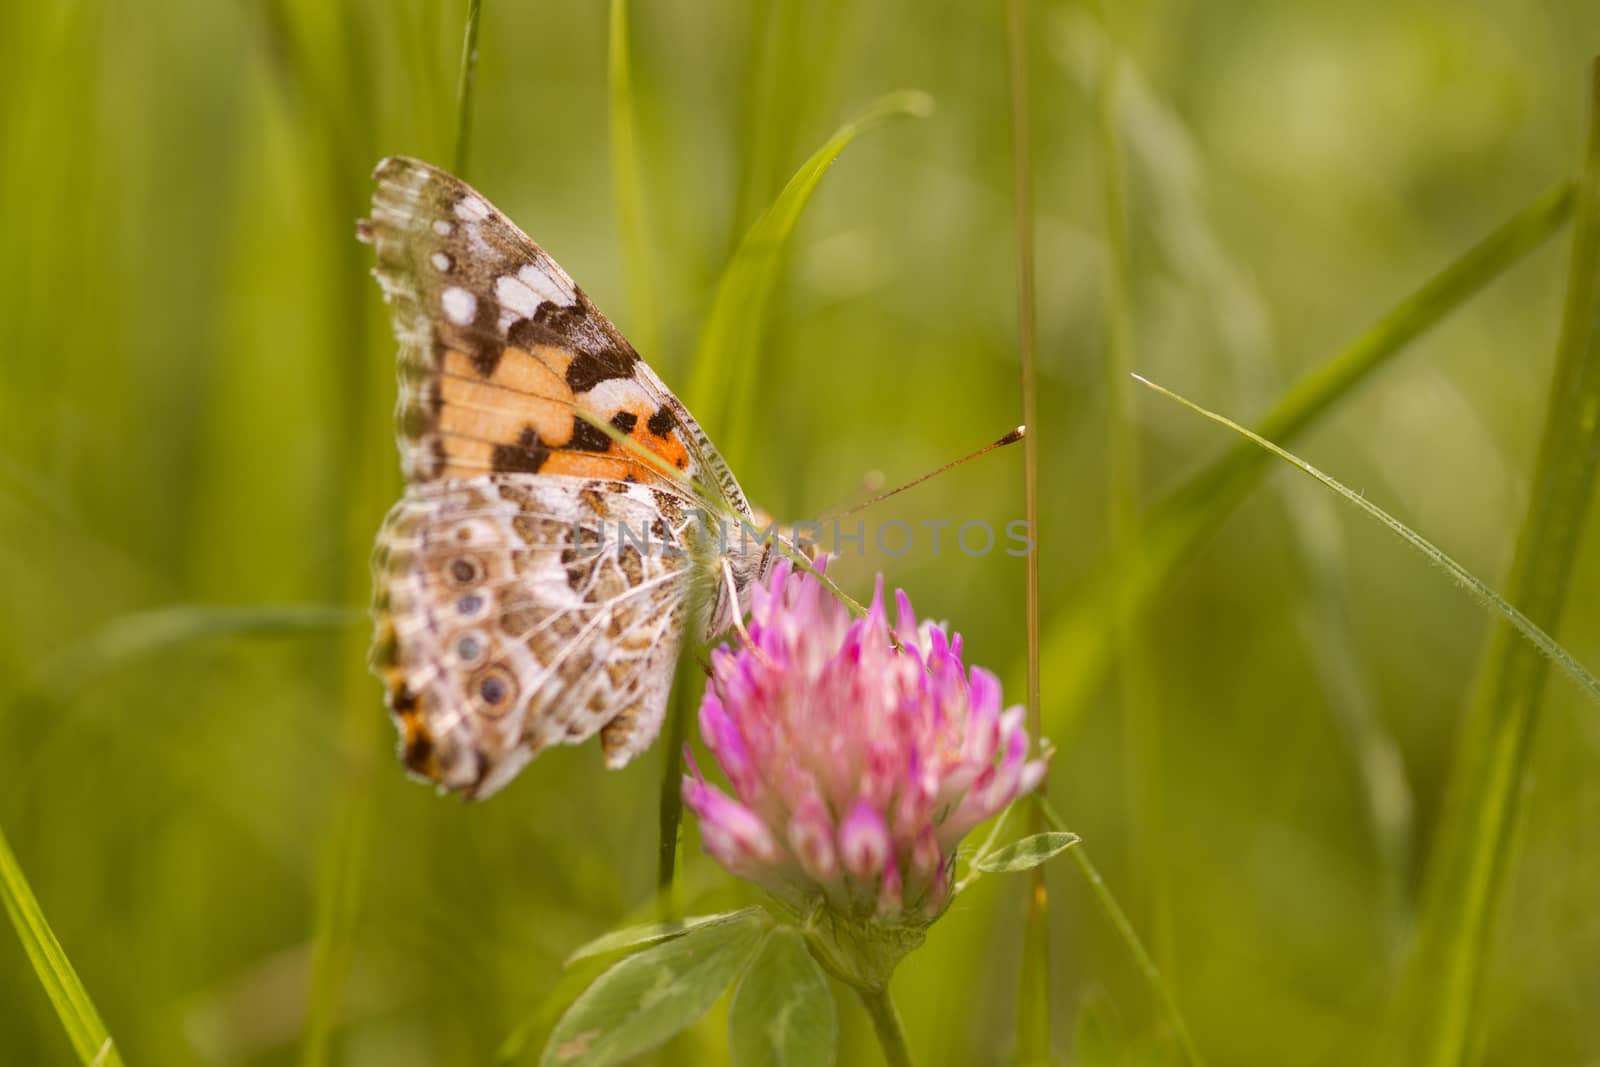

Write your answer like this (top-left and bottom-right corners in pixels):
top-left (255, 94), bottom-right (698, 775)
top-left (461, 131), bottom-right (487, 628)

top-left (819, 426), bottom-right (1027, 522)
top-left (826, 469), bottom-right (889, 516)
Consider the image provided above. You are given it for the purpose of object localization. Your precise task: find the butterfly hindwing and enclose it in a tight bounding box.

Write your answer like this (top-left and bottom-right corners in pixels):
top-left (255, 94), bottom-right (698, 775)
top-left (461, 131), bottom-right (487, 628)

top-left (370, 475), bottom-right (700, 798)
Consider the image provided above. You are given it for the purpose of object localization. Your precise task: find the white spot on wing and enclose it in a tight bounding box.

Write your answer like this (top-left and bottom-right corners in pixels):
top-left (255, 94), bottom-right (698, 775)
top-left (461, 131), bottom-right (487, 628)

top-left (442, 286), bottom-right (477, 325)
top-left (518, 263), bottom-right (577, 307)
top-left (494, 274), bottom-right (542, 319)
top-left (583, 377), bottom-right (654, 410)
top-left (432, 219), bottom-right (453, 236)
top-left (454, 196), bottom-right (490, 221)
top-left (430, 252), bottom-right (451, 272)
top-left (493, 263), bottom-right (578, 321)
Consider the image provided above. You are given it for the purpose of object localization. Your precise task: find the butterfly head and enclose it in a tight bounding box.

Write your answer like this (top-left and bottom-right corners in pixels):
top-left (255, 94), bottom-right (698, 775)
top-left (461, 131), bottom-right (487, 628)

top-left (702, 507), bottom-right (807, 640)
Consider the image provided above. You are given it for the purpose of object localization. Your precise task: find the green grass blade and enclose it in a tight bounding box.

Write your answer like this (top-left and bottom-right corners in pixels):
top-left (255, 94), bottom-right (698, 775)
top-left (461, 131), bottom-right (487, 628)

top-left (728, 0), bottom-right (798, 244)
top-left (1038, 800), bottom-right (1204, 1067)
top-left (726, 0), bottom-right (855, 250)
top-left (1061, 9), bottom-right (1419, 950)
top-left (1002, 2), bottom-right (1050, 1061)
top-left (608, 0), bottom-right (660, 361)
top-left (71, 602), bottom-right (357, 641)
top-left (1035, 184), bottom-right (1575, 738)
top-left (1071, 846), bottom-right (1203, 1067)
top-left (29, 603), bottom-right (357, 694)
top-left (685, 90), bottom-right (933, 461)
top-left (453, 0), bottom-right (484, 175)
top-left (0, 822), bottom-right (125, 1066)
top-left (1004, 0), bottom-right (1042, 733)
top-left (301, 790), bottom-right (372, 1067)
top-left (1132, 374), bottom-right (1600, 708)
top-left (1092, 21), bottom-right (1140, 583)
top-left (1400, 61), bottom-right (1600, 1067)
top-left (1084, 7), bottom-right (1176, 980)
top-left (289, 8), bottom-right (392, 1065)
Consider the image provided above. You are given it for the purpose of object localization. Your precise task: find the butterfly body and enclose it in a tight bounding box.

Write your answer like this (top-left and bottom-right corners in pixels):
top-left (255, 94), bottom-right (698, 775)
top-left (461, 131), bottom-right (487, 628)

top-left (359, 156), bottom-right (775, 799)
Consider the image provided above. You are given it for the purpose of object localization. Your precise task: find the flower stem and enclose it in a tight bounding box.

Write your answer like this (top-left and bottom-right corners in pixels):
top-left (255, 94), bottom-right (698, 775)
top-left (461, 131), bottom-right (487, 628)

top-left (655, 724), bottom-right (684, 897)
top-left (857, 985), bottom-right (916, 1067)
top-left (656, 656), bottom-right (697, 911)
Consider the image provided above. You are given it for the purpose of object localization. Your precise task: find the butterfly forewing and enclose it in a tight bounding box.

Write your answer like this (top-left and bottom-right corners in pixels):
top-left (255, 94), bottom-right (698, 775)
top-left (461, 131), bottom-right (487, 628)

top-left (361, 156), bottom-right (744, 501)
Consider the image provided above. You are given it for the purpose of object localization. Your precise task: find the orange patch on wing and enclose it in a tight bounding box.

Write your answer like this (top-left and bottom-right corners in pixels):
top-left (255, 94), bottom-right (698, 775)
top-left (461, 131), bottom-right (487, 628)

top-left (431, 343), bottom-right (695, 485)
top-left (565, 401), bottom-right (692, 473)
top-left (542, 451), bottom-right (664, 484)
top-left (493, 343), bottom-right (572, 392)
top-left (436, 346), bottom-right (582, 475)
top-left (438, 437), bottom-right (495, 478)
top-left (631, 420), bottom-right (690, 472)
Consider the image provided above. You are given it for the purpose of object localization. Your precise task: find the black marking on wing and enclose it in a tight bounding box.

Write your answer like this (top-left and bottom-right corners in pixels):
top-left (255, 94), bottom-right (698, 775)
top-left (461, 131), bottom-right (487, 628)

top-left (508, 317), bottom-right (558, 351)
top-left (463, 288), bottom-right (507, 377)
top-left (647, 407), bottom-right (677, 437)
top-left (568, 420), bottom-right (613, 453)
top-left (491, 427), bottom-right (551, 474)
top-left (567, 347), bottom-right (637, 393)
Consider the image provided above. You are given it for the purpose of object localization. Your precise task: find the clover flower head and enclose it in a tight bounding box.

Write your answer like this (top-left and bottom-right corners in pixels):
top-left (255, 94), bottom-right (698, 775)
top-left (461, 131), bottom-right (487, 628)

top-left (684, 559), bottom-right (1047, 932)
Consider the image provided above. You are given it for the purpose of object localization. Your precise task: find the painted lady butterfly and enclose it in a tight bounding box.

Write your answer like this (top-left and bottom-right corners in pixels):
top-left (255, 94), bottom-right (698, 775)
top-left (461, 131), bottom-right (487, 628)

top-left (358, 157), bottom-right (781, 799)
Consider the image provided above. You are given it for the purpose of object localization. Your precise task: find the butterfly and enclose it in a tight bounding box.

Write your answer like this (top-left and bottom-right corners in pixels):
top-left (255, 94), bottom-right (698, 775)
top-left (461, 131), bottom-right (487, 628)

top-left (358, 156), bottom-right (782, 800)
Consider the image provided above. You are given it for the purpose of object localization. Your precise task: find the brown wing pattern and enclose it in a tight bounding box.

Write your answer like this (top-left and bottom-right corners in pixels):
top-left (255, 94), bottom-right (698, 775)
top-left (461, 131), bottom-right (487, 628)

top-left (358, 156), bottom-right (748, 508)
top-left (369, 475), bottom-right (700, 798)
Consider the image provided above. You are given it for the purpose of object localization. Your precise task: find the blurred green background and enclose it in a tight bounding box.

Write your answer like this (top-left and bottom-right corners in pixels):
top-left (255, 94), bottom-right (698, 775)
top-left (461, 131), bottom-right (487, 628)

top-left (4, 1), bottom-right (1600, 1064)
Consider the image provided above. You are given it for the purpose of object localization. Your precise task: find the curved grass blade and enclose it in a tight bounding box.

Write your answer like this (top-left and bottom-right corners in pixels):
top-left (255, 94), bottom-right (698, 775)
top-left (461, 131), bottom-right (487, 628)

top-left (1399, 60), bottom-right (1600, 1067)
top-left (729, 0), bottom-right (803, 243)
top-left (656, 90), bottom-right (930, 901)
top-left (1035, 184), bottom-right (1575, 738)
top-left (0, 823), bottom-right (125, 1066)
top-left (608, 0), bottom-right (660, 360)
top-left (1078, 4), bottom-right (1178, 982)
top-left (685, 89), bottom-right (934, 460)
top-left (25, 603), bottom-right (358, 705)
top-left (1133, 374), bottom-right (1600, 708)
top-left (604, 0), bottom-right (688, 902)
top-left (295, 9), bottom-right (398, 1065)
top-left (1037, 799), bottom-right (1205, 1067)
top-left (452, 0), bottom-right (484, 175)
top-left (1052, 14), bottom-right (1413, 949)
